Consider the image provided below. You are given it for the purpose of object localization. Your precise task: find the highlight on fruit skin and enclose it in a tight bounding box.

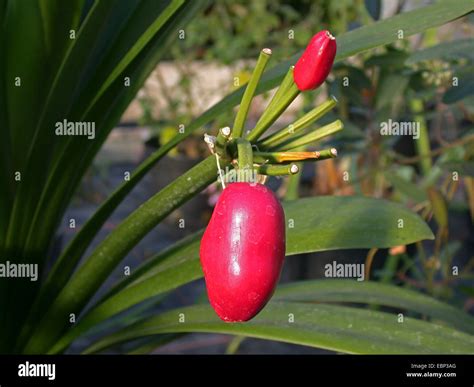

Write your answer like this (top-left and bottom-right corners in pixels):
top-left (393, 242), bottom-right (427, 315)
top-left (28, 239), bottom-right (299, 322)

top-left (293, 30), bottom-right (337, 91)
top-left (199, 182), bottom-right (286, 322)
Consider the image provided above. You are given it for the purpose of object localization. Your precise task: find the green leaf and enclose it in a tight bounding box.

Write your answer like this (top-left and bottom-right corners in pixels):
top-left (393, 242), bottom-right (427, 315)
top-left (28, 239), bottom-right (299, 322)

top-left (406, 38), bottom-right (474, 64)
top-left (1, 0), bottom-right (85, 350)
top-left (82, 302), bottom-right (474, 354)
top-left (443, 66), bottom-right (474, 104)
top-left (427, 188), bottom-right (448, 229)
top-left (5, 0), bottom-right (139, 256)
top-left (18, 1), bottom-right (209, 349)
top-left (4, 0), bottom-right (47, 170)
top-left (385, 171), bottom-right (428, 202)
top-left (103, 231), bottom-right (203, 299)
top-left (39, 0), bottom-right (85, 70)
top-left (375, 73), bottom-right (409, 110)
top-left (0, 0), bottom-right (12, 247)
top-left (48, 233), bottom-right (201, 353)
top-left (365, 50), bottom-right (409, 69)
top-left (81, 0), bottom-right (185, 113)
top-left (284, 196), bottom-right (433, 254)
top-left (23, 156), bottom-right (228, 354)
top-left (48, 196), bottom-right (433, 353)
top-left (274, 280), bottom-right (474, 335)
top-left (333, 0), bottom-right (473, 61)
top-left (22, 0), bottom-right (186, 259)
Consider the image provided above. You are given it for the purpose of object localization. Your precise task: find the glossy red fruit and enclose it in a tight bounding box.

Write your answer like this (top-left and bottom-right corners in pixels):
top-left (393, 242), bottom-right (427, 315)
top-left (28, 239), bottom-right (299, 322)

top-left (200, 182), bottom-right (285, 322)
top-left (294, 30), bottom-right (337, 91)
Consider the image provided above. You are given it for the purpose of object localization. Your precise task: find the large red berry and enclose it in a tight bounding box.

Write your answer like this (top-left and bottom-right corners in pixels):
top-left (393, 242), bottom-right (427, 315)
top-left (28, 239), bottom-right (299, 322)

top-left (294, 30), bottom-right (337, 91)
top-left (200, 182), bottom-right (285, 322)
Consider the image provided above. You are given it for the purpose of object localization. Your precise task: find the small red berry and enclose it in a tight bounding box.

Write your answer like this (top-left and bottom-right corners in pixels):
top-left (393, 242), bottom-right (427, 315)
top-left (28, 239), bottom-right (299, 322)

top-left (294, 30), bottom-right (337, 91)
top-left (200, 182), bottom-right (285, 322)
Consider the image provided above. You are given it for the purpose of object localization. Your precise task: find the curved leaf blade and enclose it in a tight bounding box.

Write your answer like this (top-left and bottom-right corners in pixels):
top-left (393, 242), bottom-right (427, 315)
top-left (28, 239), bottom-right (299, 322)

top-left (335, 0), bottom-right (473, 60)
top-left (49, 196), bottom-right (433, 352)
top-left (285, 196), bottom-right (433, 254)
top-left (23, 156), bottom-right (227, 353)
top-left (82, 302), bottom-right (474, 354)
top-left (274, 279), bottom-right (474, 335)
top-left (18, 0), bottom-right (209, 350)
top-left (406, 38), bottom-right (474, 64)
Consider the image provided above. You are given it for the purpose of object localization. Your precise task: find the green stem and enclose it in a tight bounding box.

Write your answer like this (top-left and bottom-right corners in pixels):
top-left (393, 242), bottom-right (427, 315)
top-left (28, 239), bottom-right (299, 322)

top-left (312, 148), bottom-right (338, 161)
top-left (258, 97), bottom-right (337, 149)
top-left (260, 66), bottom-right (295, 115)
top-left (236, 138), bottom-right (254, 182)
top-left (271, 120), bottom-right (343, 151)
top-left (232, 48), bottom-right (272, 138)
top-left (215, 126), bottom-right (231, 159)
top-left (257, 163), bottom-right (299, 176)
top-left (284, 163), bottom-right (302, 200)
top-left (22, 155), bottom-right (229, 354)
top-left (225, 336), bottom-right (246, 355)
top-left (284, 145), bottom-right (305, 200)
top-left (410, 98), bottom-right (432, 176)
top-left (247, 69), bottom-right (300, 142)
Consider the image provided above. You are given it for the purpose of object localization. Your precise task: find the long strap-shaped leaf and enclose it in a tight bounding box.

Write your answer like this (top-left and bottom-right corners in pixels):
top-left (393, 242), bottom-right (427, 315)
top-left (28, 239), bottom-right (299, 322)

top-left (9, 0), bottom-right (153, 350)
top-left (22, 156), bottom-right (228, 353)
top-left (22, 1), bottom-right (203, 264)
top-left (4, 0), bottom-right (140, 257)
top-left (3, 0), bottom-right (47, 173)
top-left (0, 0), bottom-right (85, 350)
top-left (17, 0), bottom-right (208, 350)
top-left (0, 0), bottom-right (14, 352)
top-left (22, 0), bottom-right (185, 256)
top-left (0, 0), bottom-right (12, 248)
top-left (26, 176), bottom-right (435, 353)
top-left (52, 275), bottom-right (474, 353)
top-left (47, 196), bottom-right (437, 353)
top-left (81, 302), bottom-right (474, 354)
top-left (273, 280), bottom-right (474, 335)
